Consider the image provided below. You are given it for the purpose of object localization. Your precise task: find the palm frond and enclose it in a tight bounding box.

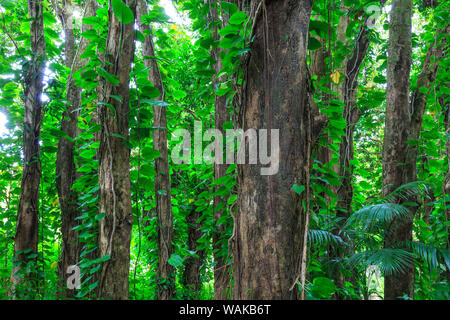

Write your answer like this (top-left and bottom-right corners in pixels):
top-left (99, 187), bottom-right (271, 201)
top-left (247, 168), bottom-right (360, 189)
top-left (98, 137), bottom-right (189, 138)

top-left (308, 229), bottom-right (347, 248)
top-left (347, 248), bottom-right (415, 276)
top-left (396, 241), bottom-right (439, 271)
top-left (345, 203), bottom-right (411, 230)
top-left (384, 181), bottom-right (431, 203)
top-left (438, 248), bottom-right (450, 270)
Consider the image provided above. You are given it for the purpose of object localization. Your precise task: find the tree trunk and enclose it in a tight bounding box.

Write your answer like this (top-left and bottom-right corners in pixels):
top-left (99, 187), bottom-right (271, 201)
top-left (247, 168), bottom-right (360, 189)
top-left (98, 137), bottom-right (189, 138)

top-left (444, 88), bottom-right (450, 283)
top-left (382, 0), bottom-right (413, 300)
top-left (10, 0), bottom-right (46, 298)
top-left (97, 0), bottom-right (135, 300)
top-left (207, 0), bottom-right (232, 300)
top-left (406, 24), bottom-right (450, 186)
top-left (183, 206), bottom-right (205, 297)
top-left (233, 0), bottom-right (312, 300)
top-left (137, 0), bottom-right (175, 300)
top-left (332, 5), bottom-right (392, 294)
top-left (383, 21), bottom-right (448, 300)
top-left (55, 0), bottom-right (97, 298)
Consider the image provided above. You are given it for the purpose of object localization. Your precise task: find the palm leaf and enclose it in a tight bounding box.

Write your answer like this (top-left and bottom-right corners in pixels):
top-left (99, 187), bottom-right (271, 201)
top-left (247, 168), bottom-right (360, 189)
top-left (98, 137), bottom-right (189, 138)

top-left (345, 203), bottom-right (411, 230)
top-left (308, 229), bottom-right (347, 248)
top-left (396, 241), bottom-right (439, 271)
top-left (348, 248), bottom-right (415, 276)
top-left (438, 248), bottom-right (450, 270)
top-left (384, 181), bottom-right (431, 203)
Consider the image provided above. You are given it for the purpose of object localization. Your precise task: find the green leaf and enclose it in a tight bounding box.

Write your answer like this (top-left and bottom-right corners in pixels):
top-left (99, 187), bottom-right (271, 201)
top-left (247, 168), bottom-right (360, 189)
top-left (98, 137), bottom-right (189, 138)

top-left (100, 254), bottom-right (111, 262)
top-left (293, 184), bottom-right (305, 195)
top-left (82, 16), bottom-right (101, 25)
top-left (95, 213), bottom-right (106, 221)
top-left (88, 281), bottom-right (99, 291)
top-left (0, 0), bottom-right (16, 10)
top-left (112, 0), bottom-right (134, 24)
top-left (172, 89), bottom-right (187, 100)
top-left (227, 194), bottom-right (237, 205)
top-left (220, 1), bottom-right (238, 15)
top-left (219, 24), bottom-right (240, 37)
top-left (229, 11), bottom-right (246, 25)
top-left (168, 254), bottom-right (183, 267)
top-left (141, 86), bottom-right (161, 99)
top-left (142, 147), bottom-right (160, 160)
top-left (97, 67), bottom-right (120, 84)
top-left (43, 11), bottom-right (57, 25)
top-left (81, 29), bottom-right (98, 40)
top-left (308, 36), bottom-right (322, 51)
top-left (311, 277), bottom-right (336, 298)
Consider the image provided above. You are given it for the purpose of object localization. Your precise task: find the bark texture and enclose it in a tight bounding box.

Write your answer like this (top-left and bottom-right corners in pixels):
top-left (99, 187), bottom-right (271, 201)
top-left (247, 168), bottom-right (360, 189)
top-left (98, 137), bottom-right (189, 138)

top-left (55, 0), bottom-right (97, 298)
top-left (382, 0), bottom-right (413, 300)
top-left (444, 89), bottom-right (450, 283)
top-left (406, 25), bottom-right (450, 185)
top-left (233, 0), bottom-right (312, 300)
top-left (137, 0), bottom-right (175, 300)
top-left (97, 0), bottom-right (136, 300)
top-left (332, 13), bottom-right (374, 297)
top-left (208, 0), bottom-right (232, 300)
top-left (183, 206), bottom-right (205, 297)
top-left (383, 22), bottom-right (449, 300)
top-left (10, 0), bottom-right (46, 297)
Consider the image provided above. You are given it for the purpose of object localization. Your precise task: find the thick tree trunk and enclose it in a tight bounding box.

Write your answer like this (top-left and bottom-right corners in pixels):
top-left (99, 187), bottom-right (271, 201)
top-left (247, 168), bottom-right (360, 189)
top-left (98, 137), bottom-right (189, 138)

top-left (208, 0), bottom-right (232, 300)
top-left (97, 0), bottom-right (135, 300)
top-left (137, 0), bottom-right (175, 300)
top-left (382, 0), bottom-right (413, 300)
top-left (383, 21), bottom-right (448, 300)
top-left (233, 0), bottom-right (312, 300)
top-left (10, 0), bottom-right (46, 298)
top-left (55, 0), bottom-right (97, 298)
top-left (183, 206), bottom-right (205, 297)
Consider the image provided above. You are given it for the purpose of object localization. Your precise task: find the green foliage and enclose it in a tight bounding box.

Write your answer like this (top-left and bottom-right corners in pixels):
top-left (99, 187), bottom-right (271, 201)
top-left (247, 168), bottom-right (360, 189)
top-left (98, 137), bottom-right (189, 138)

top-left (0, 0), bottom-right (447, 301)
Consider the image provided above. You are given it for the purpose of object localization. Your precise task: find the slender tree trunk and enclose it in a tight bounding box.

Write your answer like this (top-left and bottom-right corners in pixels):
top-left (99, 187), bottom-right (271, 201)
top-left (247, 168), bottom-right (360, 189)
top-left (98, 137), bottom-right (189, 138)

top-left (55, 0), bottom-right (97, 298)
top-left (97, 0), bottom-right (135, 300)
top-left (137, 0), bottom-right (175, 300)
top-left (233, 0), bottom-right (312, 299)
top-left (444, 88), bottom-right (450, 283)
top-left (382, 0), bottom-right (413, 300)
top-left (10, 0), bottom-right (46, 298)
top-left (406, 24), bottom-right (450, 186)
top-left (208, 0), bottom-right (232, 300)
top-left (332, 5), bottom-right (393, 294)
top-left (183, 206), bottom-right (205, 297)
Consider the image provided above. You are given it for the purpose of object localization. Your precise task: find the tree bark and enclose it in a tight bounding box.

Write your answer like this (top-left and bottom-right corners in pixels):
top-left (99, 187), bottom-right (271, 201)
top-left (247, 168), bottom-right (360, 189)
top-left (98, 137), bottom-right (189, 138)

top-left (137, 0), bottom-right (175, 300)
top-left (444, 89), bottom-right (450, 283)
top-left (55, 0), bottom-right (97, 298)
top-left (10, 0), bottom-right (46, 298)
top-left (207, 0), bottom-right (232, 300)
top-left (383, 21), bottom-right (449, 300)
top-left (183, 206), bottom-right (205, 297)
top-left (406, 25), bottom-right (450, 185)
top-left (97, 0), bottom-right (135, 300)
top-left (233, 0), bottom-right (312, 300)
top-left (382, 0), bottom-right (413, 300)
